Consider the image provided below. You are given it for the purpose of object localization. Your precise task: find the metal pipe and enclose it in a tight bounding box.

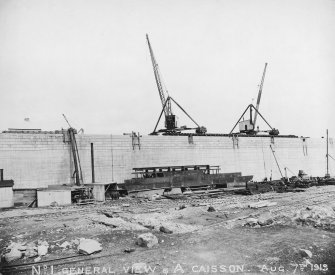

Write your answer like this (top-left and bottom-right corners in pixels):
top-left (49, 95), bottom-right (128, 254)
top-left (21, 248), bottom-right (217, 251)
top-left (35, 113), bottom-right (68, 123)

top-left (91, 143), bottom-right (95, 183)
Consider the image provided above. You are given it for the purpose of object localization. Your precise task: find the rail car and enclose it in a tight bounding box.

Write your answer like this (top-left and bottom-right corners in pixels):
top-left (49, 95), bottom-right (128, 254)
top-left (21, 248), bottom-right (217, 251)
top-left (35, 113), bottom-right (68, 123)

top-left (117, 165), bottom-right (253, 194)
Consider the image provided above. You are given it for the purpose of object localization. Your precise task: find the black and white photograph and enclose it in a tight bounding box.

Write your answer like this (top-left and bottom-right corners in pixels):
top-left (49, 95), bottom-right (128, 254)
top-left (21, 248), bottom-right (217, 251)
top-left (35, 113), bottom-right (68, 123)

top-left (0, 0), bottom-right (334, 274)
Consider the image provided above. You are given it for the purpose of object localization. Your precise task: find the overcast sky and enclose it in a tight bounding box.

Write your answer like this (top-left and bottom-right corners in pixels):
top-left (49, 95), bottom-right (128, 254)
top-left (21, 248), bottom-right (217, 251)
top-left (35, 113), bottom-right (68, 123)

top-left (0, 0), bottom-right (334, 137)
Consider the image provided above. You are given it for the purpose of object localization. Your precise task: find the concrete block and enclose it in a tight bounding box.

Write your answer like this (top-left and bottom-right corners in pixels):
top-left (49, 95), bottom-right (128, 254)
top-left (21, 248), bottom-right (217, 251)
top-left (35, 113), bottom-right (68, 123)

top-left (0, 187), bottom-right (14, 208)
top-left (37, 190), bottom-right (71, 207)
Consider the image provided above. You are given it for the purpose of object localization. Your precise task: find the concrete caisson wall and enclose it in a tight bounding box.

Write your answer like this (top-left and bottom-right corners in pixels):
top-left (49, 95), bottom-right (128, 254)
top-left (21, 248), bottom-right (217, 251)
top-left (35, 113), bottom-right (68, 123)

top-left (0, 133), bottom-right (333, 190)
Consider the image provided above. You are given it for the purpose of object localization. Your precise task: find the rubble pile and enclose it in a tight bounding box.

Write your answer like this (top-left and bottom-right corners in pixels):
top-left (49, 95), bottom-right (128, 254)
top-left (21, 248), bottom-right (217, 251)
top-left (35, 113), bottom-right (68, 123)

top-left (293, 205), bottom-right (335, 229)
top-left (2, 241), bottom-right (50, 263)
top-left (244, 212), bottom-right (275, 228)
top-left (136, 233), bottom-right (158, 248)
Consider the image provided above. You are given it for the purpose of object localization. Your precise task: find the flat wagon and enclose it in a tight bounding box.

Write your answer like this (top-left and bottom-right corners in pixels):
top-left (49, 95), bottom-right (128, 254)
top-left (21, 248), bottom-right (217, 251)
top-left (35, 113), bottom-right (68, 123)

top-left (118, 165), bottom-right (253, 194)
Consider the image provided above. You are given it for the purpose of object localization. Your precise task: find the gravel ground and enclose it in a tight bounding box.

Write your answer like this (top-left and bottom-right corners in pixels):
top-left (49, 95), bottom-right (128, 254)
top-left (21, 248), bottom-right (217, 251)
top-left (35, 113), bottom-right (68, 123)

top-left (1, 185), bottom-right (335, 275)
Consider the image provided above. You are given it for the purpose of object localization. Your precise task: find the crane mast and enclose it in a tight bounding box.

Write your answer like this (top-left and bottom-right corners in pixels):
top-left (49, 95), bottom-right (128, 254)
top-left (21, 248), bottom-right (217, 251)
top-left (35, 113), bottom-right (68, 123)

top-left (146, 35), bottom-right (175, 130)
top-left (253, 62), bottom-right (268, 130)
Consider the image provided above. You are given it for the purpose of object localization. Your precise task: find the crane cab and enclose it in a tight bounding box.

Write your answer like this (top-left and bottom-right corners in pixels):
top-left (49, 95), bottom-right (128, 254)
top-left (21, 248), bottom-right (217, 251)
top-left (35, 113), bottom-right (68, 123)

top-left (239, 119), bottom-right (254, 133)
top-left (165, 114), bottom-right (177, 130)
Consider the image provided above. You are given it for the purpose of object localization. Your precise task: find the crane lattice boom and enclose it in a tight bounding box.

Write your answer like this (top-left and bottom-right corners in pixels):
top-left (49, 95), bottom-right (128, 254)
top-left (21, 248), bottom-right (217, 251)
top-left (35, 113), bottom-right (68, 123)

top-left (253, 63), bottom-right (268, 129)
top-left (146, 34), bottom-right (172, 117)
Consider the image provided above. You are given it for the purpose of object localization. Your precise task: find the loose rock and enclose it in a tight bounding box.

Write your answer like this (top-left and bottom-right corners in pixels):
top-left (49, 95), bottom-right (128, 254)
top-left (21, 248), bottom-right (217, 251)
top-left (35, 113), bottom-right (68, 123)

top-left (136, 233), bottom-right (158, 248)
top-left (248, 201), bottom-right (277, 209)
top-left (207, 206), bottom-right (216, 212)
top-left (78, 239), bottom-right (102, 255)
top-left (37, 245), bottom-right (48, 256)
top-left (60, 241), bottom-right (71, 248)
top-left (8, 242), bottom-right (26, 251)
top-left (258, 212), bottom-right (274, 226)
top-left (24, 247), bottom-right (38, 258)
top-left (300, 249), bottom-right (313, 258)
top-left (159, 226), bottom-right (173, 234)
top-left (4, 249), bottom-right (22, 263)
top-left (124, 248), bottom-right (136, 253)
top-left (245, 218), bottom-right (258, 227)
top-left (34, 256), bottom-right (41, 262)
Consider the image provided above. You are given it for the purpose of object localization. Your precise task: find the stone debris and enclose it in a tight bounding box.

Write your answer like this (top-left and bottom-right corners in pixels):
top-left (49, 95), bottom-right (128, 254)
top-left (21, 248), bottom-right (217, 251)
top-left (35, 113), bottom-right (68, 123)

top-left (60, 241), bottom-right (71, 248)
top-left (71, 239), bottom-right (80, 246)
top-left (293, 205), bottom-right (335, 228)
top-left (7, 242), bottom-right (27, 251)
top-left (244, 212), bottom-right (274, 227)
top-left (34, 256), bottom-right (41, 262)
top-left (90, 214), bottom-right (147, 231)
top-left (124, 248), bottom-right (136, 253)
top-left (78, 239), bottom-right (102, 255)
top-left (129, 263), bottom-right (148, 274)
top-left (257, 212), bottom-right (274, 226)
top-left (126, 210), bottom-right (202, 234)
top-left (147, 194), bottom-right (161, 201)
top-left (300, 249), bottom-right (313, 258)
top-left (159, 226), bottom-right (173, 234)
top-left (37, 245), bottom-right (48, 256)
top-left (24, 246), bottom-right (38, 258)
top-left (143, 224), bottom-right (155, 230)
top-left (245, 218), bottom-right (259, 227)
top-left (207, 206), bottom-right (216, 212)
top-left (296, 206), bottom-right (334, 220)
top-left (136, 233), bottom-right (158, 248)
top-left (248, 201), bottom-right (277, 209)
top-left (4, 248), bottom-right (22, 263)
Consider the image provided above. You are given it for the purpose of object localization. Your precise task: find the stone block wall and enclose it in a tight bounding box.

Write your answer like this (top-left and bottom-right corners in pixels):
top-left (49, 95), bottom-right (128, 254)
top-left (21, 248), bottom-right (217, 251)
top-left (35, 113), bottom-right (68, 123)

top-left (0, 133), bottom-right (333, 189)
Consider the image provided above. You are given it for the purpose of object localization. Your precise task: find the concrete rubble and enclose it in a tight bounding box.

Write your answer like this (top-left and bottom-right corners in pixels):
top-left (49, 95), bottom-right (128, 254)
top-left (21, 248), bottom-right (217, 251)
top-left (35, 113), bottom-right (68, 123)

top-left (136, 233), bottom-right (158, 248)
top-left (60, 241), bottom-right (71, 248)
top-left (248, 201), bottom-right (277, 209)
top-left (24, 244), bottom-right (38, 258)
top-left (78, 238), bottom-right (102, 255)
top-left (244, 212), bottom-right (274, 227)
top-left (159, 226), bottom-right (173, 234)
top-left (293, 205), bottom-right (335, 229)
top-left (1, 185), bottom-right (335, 274)
top-left (257, 212), bottom-right (274, 226)
top-left (37, 244), bottom-right (48, 256)
top-left (4, 248), bottom-right (22, 263)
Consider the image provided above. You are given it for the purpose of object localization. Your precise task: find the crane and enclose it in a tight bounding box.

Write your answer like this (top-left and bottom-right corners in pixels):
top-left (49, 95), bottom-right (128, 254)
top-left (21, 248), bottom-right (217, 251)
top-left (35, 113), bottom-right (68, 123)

top-left (229, 63), bottom-right (279, 136)
top-left (62, 114), bottom-right (83, 186)
top-left (146, 34), bottom-right (207, 135)
top-left (253, 63), bottom-right (267, 130)
top-left (146, 34), bottom-right (176, 131)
